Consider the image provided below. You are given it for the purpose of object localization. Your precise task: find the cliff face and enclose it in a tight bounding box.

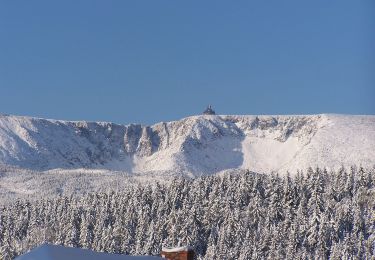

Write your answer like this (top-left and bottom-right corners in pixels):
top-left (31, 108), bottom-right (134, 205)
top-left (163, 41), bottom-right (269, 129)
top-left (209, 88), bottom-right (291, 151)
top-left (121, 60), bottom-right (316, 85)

top-left (0, 114), bottom-right (374, 175)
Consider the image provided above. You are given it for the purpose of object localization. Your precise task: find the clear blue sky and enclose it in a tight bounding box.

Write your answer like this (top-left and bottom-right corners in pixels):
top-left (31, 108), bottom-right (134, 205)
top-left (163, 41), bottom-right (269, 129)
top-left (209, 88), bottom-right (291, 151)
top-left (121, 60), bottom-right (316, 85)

top-left (1, 1), bottom-right (374, 125)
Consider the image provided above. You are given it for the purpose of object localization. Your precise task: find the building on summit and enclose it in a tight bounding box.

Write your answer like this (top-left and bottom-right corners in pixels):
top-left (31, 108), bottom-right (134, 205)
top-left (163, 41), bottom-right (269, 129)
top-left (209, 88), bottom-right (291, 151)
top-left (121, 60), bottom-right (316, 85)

top-left (203, 105), bottom-right (215, 115)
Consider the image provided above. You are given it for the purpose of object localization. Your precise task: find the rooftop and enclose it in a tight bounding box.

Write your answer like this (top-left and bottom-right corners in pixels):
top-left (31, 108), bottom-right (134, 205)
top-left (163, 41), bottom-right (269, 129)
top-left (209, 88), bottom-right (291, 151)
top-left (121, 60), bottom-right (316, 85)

top-left (15, 244), bottom-right (162, 260)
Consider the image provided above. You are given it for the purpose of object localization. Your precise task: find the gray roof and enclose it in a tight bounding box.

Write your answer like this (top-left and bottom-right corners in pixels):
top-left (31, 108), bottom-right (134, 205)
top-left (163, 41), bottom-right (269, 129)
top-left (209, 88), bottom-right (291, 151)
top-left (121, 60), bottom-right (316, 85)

top-left (16, 244), bottom-right (162, 260)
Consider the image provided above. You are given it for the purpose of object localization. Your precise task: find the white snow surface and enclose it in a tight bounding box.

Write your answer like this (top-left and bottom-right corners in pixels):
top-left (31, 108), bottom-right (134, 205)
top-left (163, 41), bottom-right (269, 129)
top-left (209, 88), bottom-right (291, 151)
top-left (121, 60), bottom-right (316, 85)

top-left (0, 113), bottom-right (374, 175)
top-left (15, 243), bottom-right (161, 260)
top-left (0, 113), bottom-right (374, 204)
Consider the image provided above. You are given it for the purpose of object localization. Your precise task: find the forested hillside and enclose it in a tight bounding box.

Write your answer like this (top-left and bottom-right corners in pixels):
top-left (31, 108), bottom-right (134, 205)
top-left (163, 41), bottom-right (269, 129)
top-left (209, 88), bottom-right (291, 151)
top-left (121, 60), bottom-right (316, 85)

top-left (1, 167), bottom-right (374, 259)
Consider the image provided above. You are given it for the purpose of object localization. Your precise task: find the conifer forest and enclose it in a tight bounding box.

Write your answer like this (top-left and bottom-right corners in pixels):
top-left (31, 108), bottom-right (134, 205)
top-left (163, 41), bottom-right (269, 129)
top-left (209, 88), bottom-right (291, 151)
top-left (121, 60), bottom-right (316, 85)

top-left (1, 167), bottom-right (374, 259)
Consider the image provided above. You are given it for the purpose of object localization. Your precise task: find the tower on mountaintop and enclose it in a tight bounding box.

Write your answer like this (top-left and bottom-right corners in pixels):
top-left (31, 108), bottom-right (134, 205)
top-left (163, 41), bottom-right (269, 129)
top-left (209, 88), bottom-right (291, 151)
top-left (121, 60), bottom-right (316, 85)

top-left (203, 105), bottom-right (216, 115)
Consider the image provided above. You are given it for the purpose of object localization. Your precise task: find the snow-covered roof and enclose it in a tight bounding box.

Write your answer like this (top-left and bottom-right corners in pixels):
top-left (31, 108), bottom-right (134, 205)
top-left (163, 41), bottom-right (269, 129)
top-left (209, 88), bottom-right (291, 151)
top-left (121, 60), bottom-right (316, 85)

top-left (161, 246), bottom-right (193, 253)
top-left (15, 244), bottom-right (162, 260)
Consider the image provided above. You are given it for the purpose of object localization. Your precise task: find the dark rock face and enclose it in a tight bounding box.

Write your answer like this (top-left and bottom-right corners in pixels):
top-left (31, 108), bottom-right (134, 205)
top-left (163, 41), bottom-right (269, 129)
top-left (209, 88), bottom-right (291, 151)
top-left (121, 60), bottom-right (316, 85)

top-left (136, 127), bottom-right (160, 157)
top-left (123, 125), bottom-right (161, 157)
top-left (124, 124), bottom-right (142, 154)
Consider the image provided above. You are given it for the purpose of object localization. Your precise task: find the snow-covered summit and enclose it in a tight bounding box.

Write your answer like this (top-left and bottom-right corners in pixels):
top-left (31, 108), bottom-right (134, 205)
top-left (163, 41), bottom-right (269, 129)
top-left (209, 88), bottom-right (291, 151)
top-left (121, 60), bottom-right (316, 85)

top-left (0, 113), bottom-right (374, 175)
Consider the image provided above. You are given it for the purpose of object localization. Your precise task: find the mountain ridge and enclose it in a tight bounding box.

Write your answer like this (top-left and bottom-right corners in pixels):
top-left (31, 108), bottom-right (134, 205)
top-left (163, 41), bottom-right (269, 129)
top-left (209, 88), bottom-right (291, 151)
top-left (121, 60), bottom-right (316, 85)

top-left (1, 113), bottom-right (374, 176)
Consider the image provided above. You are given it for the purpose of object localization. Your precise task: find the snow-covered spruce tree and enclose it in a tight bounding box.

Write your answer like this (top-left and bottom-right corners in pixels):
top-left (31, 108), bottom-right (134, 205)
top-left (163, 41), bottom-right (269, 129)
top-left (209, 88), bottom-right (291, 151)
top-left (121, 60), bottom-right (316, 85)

top-left (0, 167), bottom-right (375, 259)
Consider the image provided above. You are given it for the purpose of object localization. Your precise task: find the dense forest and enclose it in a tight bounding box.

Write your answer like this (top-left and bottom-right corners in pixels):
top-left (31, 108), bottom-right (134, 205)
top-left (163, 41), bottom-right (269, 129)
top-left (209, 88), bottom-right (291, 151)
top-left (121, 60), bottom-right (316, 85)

top-left (1, 167), bottom-right (374, 259)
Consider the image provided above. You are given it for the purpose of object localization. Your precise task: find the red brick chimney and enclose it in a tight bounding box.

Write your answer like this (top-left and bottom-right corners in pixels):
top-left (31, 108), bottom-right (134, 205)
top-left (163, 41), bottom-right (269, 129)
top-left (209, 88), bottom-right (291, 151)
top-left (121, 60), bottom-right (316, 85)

top-left (161, 246), bottom-right (194, 260)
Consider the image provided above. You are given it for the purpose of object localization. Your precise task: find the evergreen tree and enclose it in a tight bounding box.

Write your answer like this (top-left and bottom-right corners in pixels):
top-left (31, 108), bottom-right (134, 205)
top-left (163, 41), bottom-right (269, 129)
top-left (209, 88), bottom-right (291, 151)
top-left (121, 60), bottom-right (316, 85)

top-left (1, 167), bottom-right (374, 259)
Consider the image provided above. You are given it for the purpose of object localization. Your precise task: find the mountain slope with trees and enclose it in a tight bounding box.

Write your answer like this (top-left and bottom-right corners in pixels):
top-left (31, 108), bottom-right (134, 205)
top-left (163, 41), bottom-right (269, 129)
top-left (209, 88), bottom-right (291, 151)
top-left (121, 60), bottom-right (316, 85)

top-left (1, 167), bottom-right (374, 259)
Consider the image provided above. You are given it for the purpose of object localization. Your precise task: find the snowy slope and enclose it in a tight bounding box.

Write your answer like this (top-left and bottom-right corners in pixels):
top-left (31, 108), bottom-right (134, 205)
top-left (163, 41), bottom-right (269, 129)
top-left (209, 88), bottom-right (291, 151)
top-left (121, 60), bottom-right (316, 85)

top-left (0, 113), bottom-right (374, 176)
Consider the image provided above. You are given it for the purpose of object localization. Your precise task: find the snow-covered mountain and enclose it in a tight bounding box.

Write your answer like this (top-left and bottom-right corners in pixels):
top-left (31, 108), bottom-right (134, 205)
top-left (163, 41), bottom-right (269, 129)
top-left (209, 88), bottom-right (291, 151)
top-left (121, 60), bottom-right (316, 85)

top-left (1, 113), bottom-right (374, 176)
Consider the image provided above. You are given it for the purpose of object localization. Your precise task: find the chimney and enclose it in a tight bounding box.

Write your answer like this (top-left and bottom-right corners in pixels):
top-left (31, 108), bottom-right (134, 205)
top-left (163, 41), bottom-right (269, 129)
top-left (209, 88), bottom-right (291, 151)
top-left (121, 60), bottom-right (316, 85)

top-left (161, 246), bottom-right (194, 260)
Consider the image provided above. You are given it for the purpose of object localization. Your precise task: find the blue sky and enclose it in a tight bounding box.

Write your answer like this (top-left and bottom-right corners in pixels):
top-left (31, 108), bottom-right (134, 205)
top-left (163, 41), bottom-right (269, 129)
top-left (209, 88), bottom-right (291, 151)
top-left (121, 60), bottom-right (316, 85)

top-left (1, 1), bottom-right (374, 124)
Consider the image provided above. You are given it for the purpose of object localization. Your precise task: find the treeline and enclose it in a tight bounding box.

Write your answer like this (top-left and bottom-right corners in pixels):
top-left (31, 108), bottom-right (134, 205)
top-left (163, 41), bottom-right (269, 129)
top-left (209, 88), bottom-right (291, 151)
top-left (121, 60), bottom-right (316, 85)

top-left (0, 167), bottom-right (374, 259)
